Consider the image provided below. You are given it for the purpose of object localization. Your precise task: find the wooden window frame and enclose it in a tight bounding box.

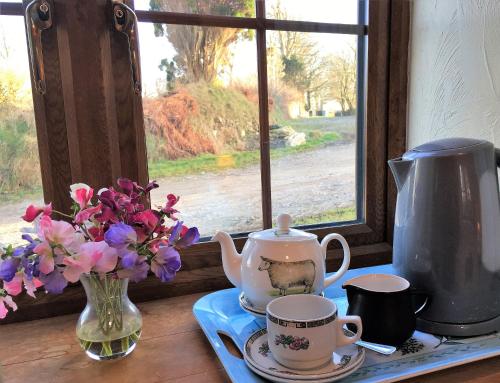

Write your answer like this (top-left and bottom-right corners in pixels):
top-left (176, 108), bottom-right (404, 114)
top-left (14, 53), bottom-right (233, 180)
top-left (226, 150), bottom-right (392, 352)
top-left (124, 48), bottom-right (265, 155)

top-left (0, 0), bottom-right (410, 323)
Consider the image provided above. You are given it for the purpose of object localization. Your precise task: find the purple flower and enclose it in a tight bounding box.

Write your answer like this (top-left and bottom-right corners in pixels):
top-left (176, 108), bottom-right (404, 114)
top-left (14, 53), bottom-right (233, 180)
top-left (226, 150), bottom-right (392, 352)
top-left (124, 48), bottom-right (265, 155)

top-left (0, 258), bottom-right (21, 282)
top-left (39, 269), bottom-right (68, 294)
top-left (21, 234), bottom-right (38, 253)
top-left (168, 221), bottom-right (183, 245)
top-left (176, 227), bottom-right (200, 249)
top-left (151, 246), bottom-right (181, 282)
top-left (117, 255), bottom-right (149, 283)
top-left (119, 249), bottom-right (139, 269)
top-left (104, 223), bottom-right (137, 249)
top-left (21, 256), bottom-right (40, 280)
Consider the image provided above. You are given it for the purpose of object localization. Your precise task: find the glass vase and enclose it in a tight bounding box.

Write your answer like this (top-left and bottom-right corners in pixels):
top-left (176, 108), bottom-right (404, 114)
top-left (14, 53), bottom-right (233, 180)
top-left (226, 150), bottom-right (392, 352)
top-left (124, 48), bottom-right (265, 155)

top-left (76, 273), bottom-right (142, 361)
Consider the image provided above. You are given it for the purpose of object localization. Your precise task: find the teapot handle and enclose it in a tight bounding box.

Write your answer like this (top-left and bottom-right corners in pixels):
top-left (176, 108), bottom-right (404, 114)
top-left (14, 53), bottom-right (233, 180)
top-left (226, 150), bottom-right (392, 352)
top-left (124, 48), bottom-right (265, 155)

top-left (321, 233), bottom-right (351, 288)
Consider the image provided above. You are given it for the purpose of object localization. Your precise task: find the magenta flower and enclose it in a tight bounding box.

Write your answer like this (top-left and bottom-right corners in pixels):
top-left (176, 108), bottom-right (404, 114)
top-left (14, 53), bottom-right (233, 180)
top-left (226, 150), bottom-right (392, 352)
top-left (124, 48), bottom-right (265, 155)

top-left (0, 293), bottom-right (17, 319)
top-left (21, 203), bottom-right (52, 223)
top-left (104, 223), bottom-right (137, 249)
top-left (162, 194), bottom-right (180, 219)
top-left (133, 210), bottom-right (159, 231)
top-left (151, 246), bottom-right (181, 282)
top-left (74, 204), bottom-right (102, 225)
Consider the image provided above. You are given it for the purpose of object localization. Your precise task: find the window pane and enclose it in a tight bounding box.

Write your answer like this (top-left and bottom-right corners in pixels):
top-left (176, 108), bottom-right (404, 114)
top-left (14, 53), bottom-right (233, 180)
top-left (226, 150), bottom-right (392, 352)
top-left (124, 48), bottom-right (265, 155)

top-left (267, 31), bottom-right (359, 226)
top-left (0, 16), bottom-right (43, 246)
top-left (138, 22), bottom-right (262, 237)
top-left (266, 0), bottom-right (359, 24)
top-left (135, 0), bottom-right (256, 17)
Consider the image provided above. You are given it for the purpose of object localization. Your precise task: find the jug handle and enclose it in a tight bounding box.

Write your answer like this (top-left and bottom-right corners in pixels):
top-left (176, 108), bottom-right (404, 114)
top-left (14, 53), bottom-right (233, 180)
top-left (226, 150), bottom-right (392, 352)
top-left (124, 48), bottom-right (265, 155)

top-left (321, 233), bottom-right (351, 288)
top-left (410, 289), bottom-right (429, 316)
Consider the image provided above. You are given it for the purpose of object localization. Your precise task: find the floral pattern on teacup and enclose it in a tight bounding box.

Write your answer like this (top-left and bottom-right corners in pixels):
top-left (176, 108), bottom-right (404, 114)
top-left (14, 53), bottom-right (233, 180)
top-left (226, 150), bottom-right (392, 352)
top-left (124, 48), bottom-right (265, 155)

top-left (274, 334), bottom-right (310, 350)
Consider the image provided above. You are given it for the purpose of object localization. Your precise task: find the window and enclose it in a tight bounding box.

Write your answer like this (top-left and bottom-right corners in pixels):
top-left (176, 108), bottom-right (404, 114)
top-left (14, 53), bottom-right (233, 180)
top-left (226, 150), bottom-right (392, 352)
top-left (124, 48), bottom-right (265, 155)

top-left (0, 13), bottom-right (43, 246)
top-left (0, 0), bottom-right (408, 320)
top-left (136, 0), bottom-right (366, 237)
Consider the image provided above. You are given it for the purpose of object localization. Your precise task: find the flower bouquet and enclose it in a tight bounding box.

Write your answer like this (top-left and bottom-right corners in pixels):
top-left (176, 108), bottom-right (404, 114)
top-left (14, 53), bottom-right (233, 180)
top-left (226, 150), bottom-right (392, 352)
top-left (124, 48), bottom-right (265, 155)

top-left (0, 178), bottom-right (199, 360)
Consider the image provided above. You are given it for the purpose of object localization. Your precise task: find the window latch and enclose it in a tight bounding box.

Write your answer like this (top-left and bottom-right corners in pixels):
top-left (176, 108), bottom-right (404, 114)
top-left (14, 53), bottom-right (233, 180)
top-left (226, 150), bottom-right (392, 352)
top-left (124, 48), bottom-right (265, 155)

top-left (112, 1), bottom-right (142, 95)
top-left (25, 0), bottom-right (53, 95)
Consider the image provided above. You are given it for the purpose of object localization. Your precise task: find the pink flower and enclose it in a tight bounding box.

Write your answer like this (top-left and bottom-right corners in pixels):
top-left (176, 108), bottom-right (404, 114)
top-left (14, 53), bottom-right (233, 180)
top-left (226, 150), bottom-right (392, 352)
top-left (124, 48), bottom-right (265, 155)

top-left (3, 273), bottom-right (22, 296)
top-left (70, 183), bottom-right (94, 209)
top-left (34, 216), bottom-right (79, 274)
top-left (62, 253), bottom-right (94, 283)
top-left (38, 215), bottom-right (75, 246)
top-left (79, 241), bottom-right (118, 274)
top-left (3, 272), bottom-right (43, 298)
top-left (21, 203), bottom-right (52, 222)
top-left (74, 204), bottom-right (102, 225)
top-left (0, 294), bottom-right (17, 319)
top-left (34, 241), bottom-right (55, 274)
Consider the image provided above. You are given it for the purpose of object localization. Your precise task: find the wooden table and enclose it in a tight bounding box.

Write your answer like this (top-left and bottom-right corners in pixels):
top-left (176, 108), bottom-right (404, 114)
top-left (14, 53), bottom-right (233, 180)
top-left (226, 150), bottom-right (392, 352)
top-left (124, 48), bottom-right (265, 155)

top-left (1, 292), bottom-right (500, 383)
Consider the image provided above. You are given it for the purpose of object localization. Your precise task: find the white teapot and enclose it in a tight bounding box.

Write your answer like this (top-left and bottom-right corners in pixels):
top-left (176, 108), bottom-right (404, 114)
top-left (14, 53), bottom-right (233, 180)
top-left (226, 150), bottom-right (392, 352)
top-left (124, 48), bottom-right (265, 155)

top-left (212, 214), bottom-right (351, 313)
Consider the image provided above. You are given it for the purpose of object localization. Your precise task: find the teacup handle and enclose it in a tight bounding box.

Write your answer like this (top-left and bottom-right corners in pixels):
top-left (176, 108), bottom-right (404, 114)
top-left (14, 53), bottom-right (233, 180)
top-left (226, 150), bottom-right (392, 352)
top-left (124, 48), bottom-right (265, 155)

top-left (321, 233), bottom-right (351, 288)
top-left (336, 315), bottom-right (362, 347)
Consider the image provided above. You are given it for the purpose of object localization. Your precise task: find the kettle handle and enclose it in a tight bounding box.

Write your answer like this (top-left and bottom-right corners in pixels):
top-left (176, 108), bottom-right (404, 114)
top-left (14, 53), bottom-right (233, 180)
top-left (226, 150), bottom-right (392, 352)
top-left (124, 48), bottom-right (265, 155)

top-left (321, 233), bottom-right (351, 288)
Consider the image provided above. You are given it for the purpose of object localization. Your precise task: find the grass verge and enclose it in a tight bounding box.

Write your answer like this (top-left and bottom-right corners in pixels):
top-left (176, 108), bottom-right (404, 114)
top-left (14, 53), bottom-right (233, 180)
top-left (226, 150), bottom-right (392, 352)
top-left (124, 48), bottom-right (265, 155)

top-left (149, 132), bottom-right (340, 179)
top-left (292, 206), bottom-right (357, 226)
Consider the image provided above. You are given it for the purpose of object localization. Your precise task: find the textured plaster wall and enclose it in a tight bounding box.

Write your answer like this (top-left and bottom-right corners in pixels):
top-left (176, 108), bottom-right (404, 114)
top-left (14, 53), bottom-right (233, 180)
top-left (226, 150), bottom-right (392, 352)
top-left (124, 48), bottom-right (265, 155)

top-left (408, 0), bottom-right (500, 148)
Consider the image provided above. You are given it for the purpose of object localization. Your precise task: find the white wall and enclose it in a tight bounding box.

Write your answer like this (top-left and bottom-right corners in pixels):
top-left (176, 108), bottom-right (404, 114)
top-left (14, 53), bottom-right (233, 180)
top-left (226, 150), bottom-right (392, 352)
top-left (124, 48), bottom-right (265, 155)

top-left (408, 0), bottom-right (500, 148)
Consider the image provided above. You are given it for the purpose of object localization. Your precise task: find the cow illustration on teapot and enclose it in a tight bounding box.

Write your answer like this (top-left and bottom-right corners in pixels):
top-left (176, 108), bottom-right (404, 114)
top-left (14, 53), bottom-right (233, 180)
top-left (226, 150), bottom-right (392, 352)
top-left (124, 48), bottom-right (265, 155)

top-left (258, 256), bottom-right (316, 296)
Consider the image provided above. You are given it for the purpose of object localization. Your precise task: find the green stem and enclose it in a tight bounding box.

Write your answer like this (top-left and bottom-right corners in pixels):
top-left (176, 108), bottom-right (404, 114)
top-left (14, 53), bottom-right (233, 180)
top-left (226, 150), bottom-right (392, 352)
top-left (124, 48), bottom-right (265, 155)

top-left (88, 275), bottom-right (124, 335)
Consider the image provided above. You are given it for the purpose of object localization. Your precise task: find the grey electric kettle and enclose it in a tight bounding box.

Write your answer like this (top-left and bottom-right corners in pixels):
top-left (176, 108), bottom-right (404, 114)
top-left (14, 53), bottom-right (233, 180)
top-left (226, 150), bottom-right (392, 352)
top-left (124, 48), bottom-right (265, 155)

top-left (389, 138), bottom-right (500, 336)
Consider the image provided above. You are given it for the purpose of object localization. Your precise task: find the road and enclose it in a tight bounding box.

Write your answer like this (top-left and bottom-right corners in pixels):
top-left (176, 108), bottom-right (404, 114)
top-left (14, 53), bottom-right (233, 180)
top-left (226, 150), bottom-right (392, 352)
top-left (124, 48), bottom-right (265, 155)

top-left (0, 141), bottom-right (356, 244)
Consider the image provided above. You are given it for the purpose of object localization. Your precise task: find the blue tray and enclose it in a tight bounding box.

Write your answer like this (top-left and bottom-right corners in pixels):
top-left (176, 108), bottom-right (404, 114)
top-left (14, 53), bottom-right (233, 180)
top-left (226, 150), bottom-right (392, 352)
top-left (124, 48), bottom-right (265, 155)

top-left (193, 264), bottom-right (500, 382)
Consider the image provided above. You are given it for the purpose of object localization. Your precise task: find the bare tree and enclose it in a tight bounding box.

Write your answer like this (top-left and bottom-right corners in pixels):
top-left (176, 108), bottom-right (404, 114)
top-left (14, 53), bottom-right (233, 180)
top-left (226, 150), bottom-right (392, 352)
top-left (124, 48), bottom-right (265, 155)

top-left (151, 0), bottom-right (254, 83)
top-left (327, 45), bottom-right (357, 114)
top-left (267, 1), bottom-right (329, 112)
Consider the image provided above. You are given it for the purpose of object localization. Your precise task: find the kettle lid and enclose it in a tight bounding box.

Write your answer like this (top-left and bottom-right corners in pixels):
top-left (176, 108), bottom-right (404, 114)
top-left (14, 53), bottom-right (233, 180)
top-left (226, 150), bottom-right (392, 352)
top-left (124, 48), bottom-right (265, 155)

top-left (249, 214), bottom-right (317, 241)
top-left (411, 137), bottom-right (487, 153)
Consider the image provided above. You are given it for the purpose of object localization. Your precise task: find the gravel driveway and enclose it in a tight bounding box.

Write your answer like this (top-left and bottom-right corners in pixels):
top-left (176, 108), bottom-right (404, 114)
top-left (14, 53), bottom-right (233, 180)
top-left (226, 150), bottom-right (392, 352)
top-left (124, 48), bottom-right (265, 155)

top-left (0, 141), bottom-right (356, 244)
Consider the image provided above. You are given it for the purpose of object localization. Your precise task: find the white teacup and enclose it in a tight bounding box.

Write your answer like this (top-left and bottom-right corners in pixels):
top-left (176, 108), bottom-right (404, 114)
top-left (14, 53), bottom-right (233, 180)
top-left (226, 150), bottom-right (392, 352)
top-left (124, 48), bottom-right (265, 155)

top-left (266, 294), bottom-right (362, 370)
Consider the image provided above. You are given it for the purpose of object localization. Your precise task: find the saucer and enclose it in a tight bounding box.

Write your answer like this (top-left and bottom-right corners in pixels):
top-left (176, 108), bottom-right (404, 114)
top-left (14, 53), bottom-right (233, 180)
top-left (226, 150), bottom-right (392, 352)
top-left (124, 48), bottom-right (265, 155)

top-left (239, 293), bottom-right (266, 317)
top-left (245, 358), bottom-right (364, 383)
top-left (243, 328), bottom-right (365, 381)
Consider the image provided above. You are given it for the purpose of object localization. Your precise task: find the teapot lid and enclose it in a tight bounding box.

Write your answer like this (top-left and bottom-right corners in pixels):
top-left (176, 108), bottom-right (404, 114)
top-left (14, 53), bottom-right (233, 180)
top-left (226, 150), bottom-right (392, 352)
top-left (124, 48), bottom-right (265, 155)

top-left (249, 214), bottom-right (317, 241)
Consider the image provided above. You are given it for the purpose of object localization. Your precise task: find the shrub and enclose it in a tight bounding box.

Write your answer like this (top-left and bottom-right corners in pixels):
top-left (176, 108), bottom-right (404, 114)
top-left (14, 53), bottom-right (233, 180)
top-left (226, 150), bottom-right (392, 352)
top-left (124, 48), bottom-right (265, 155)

top-left (143, 82), bottom-right (261, 161)
top-left (0, 107), bottom-right (41, 194)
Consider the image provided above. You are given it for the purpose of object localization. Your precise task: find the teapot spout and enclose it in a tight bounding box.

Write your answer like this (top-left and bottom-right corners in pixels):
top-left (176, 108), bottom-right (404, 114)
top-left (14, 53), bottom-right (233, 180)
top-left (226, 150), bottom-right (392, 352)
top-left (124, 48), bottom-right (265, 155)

top-left (212, 231), bottom-right (242, 288)
top-left (388, 157), bottom-right (413, 191)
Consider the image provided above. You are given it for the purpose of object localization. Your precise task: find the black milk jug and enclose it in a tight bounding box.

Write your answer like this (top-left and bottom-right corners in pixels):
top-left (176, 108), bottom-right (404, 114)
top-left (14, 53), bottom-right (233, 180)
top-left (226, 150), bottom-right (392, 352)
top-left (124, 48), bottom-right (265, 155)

top-left (389, 138), bottom-right (500, 337)
top-left (342, 274), bottom-right (427, 346)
